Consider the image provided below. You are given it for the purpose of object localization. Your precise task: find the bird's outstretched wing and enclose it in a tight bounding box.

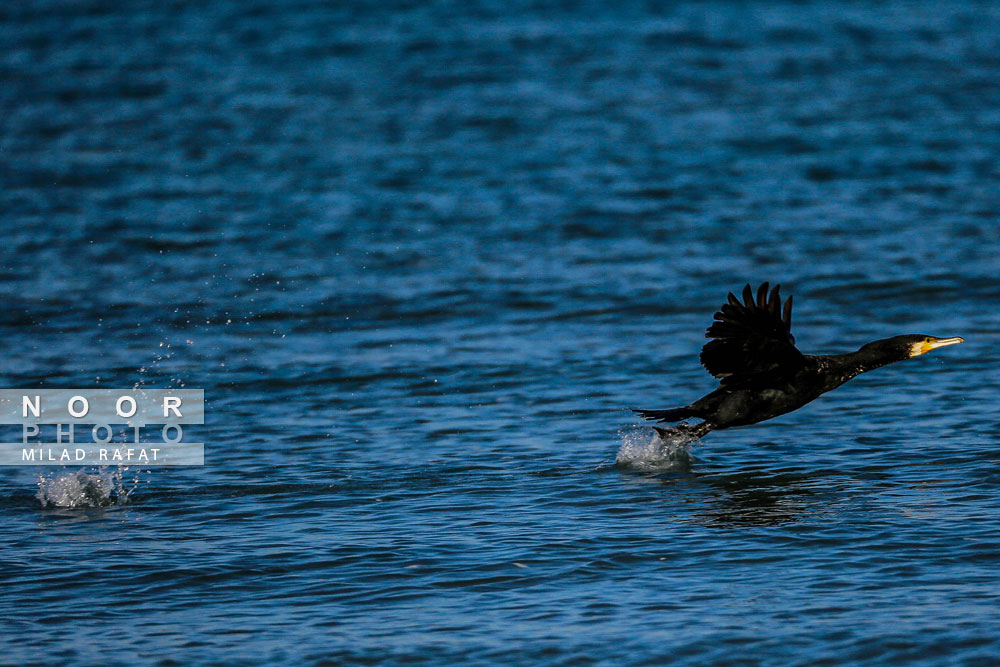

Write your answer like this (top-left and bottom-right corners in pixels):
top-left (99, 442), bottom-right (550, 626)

top-left (700, 282), bottom-right (804, 387)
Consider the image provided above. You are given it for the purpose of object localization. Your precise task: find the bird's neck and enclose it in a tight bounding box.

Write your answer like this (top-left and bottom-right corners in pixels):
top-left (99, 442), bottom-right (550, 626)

top-left (820, 349), bottom-right (900, 389)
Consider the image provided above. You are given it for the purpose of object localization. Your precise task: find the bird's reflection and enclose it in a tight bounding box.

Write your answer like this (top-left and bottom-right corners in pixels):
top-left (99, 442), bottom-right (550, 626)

top-left (618, 440), bottom-right (835, 527)
top-left (692, 467), bottom-right (818, 527)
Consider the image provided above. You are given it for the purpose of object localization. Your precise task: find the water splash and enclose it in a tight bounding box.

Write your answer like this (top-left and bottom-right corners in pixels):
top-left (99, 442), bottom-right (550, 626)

top-left (44, 339), bottom-right (181, 510)
top-left (36, 468), bottom-right (140, 509)
top-left (615, 425), bottom-right (701, 471)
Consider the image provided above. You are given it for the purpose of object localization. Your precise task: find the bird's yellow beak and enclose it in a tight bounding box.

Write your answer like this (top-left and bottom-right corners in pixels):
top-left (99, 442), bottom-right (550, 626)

top-left (912, 336), bottom-right (964, 356)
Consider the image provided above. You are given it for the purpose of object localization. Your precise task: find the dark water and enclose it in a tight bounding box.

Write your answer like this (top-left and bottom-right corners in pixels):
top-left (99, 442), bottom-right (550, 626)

top-left (3, 0), bottom-right (1000, 664)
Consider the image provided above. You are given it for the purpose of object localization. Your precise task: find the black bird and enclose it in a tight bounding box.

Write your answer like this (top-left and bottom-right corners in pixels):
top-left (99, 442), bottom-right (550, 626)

top-left (634, 283), bottom-right (963, 439)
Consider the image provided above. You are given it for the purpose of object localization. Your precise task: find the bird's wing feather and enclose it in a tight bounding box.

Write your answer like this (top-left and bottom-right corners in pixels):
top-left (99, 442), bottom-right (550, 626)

top-left (699, 282), bottom-right (804, 387)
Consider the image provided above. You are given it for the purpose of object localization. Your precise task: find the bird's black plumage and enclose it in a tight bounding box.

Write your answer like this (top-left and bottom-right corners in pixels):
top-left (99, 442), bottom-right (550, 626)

top-left (633, 282), bottom-right (963, 438)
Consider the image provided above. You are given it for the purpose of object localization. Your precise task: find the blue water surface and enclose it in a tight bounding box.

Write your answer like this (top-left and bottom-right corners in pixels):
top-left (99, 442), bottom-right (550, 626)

top-left (2, 0), bottom-right (999, 664)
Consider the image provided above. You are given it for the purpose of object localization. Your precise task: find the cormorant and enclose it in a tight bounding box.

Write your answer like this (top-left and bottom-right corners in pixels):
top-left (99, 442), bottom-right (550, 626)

top-left (634, 282), bottom-right (963, 439)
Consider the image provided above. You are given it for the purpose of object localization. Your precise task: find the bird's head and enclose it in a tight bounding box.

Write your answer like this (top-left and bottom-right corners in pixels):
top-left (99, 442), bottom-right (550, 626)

top-left (859, 334), bottom-right (964, 363)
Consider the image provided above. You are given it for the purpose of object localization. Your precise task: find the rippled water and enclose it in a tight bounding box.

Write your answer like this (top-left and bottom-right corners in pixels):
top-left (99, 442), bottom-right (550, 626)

top-left (3, 0), bottom-right (1000, 664)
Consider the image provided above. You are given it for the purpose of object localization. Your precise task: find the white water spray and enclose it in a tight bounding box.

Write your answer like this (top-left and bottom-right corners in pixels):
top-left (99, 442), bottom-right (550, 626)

top-left (616, 425), bottom-right (702, 471)
top-left (36, 467), bottom-right (140, 508)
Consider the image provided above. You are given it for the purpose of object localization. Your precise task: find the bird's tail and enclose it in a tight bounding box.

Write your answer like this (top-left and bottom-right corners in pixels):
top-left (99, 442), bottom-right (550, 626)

top-left (631, 406), bottom-right (695, 423)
